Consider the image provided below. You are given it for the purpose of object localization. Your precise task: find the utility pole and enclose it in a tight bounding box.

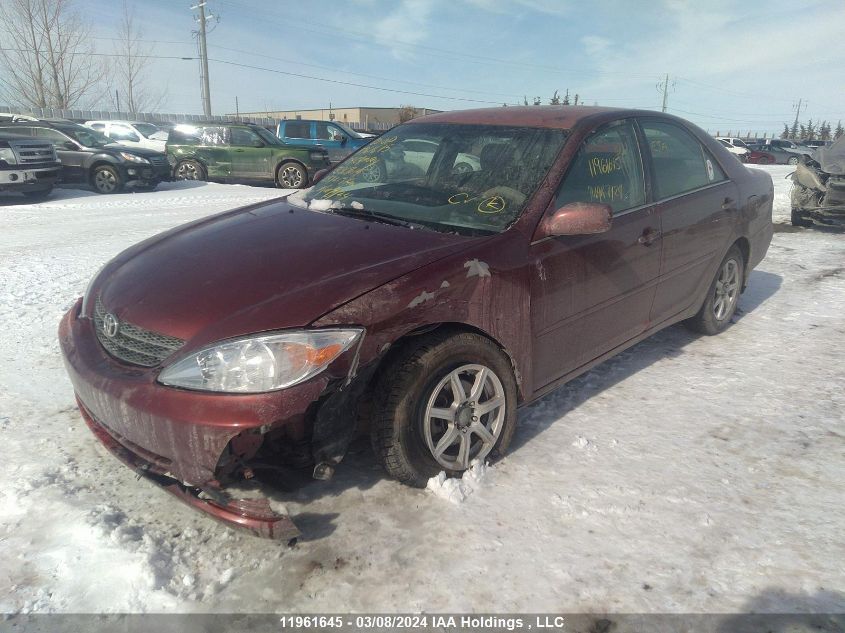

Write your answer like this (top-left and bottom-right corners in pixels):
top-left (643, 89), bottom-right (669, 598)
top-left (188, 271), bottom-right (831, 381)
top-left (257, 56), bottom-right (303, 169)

top-left (193, 2), bottom-right (213, 117)
top-left (235, 95), bottom-right (239, 119)
top-left (115, 89), bottom-right (120, 113)
top-left (792, 98), bottom-right (804, 130)
top-left (659, 73), bottom-right (669, 112)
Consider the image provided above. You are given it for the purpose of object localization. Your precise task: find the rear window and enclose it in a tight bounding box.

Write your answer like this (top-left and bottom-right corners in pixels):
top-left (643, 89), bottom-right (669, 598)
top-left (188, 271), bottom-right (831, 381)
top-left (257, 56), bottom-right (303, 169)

top-left (284, 121), bottom-right (310, 139)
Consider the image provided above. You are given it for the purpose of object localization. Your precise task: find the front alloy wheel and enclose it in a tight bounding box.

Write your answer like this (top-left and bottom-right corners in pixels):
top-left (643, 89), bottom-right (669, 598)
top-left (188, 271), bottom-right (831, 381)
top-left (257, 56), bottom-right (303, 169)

top-left (92, 165), bottom-right (122, 194)
top-left (277, 162), bottom-right (305, 188)
top-left (371, 331), bottom-right (518, 487)
top-left (423, 364), bottom-right (506, 470)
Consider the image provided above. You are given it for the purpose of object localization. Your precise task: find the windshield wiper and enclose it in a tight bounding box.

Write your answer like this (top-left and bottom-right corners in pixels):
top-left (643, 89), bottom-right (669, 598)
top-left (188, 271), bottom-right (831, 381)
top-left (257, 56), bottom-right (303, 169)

top-left (328, 206), bottom-right (421, 229)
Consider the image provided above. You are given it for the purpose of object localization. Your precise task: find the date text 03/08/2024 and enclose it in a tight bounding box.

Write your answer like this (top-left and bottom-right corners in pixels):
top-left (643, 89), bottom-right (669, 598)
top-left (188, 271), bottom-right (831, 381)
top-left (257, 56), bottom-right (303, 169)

top-left (277, 615), bottom-right (568, 630)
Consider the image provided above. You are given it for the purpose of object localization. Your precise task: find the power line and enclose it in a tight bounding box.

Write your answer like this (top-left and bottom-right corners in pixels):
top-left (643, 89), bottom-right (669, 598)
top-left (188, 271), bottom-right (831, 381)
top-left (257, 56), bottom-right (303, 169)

top-left (90, 35), bottom-right (524, 99)
top-left (0, 47), bottom-right (513, 105)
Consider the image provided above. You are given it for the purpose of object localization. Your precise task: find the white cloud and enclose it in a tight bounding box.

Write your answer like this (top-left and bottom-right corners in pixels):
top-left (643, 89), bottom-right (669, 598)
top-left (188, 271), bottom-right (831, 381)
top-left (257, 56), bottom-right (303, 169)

top-left (372, 0), bottom-right (439, 59)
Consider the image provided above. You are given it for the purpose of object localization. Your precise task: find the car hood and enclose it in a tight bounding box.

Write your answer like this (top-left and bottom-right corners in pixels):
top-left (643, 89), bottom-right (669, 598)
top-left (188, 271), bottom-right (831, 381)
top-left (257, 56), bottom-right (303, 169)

top-left (103, 143), bottom-right (165, 157)
top-left (97, 197), bottom-right (480, 347)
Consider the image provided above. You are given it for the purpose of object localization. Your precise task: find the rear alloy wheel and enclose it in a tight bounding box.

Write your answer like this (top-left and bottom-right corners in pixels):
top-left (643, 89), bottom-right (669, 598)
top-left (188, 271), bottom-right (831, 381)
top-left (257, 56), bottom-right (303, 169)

top-left (276, 162), bottom-right (306, 188)
top-left (371, 331), bottom-right (517, 487)
top-left (175, 159), bottom-right (206, 181)
top-left (92, 165), bottom-right (123, 194)
top-left (787, 156), bottom-right (799, 165)
top-left (684, 245), bottom-right (744, 335)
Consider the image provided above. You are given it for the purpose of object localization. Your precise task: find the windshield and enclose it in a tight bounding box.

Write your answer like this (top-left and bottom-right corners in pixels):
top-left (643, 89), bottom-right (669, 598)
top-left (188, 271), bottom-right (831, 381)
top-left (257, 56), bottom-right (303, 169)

top-left (59, 125), bottom-right (111, 148)
top-left (133, 122), bottom-right (160, 138)
top-left (290, 123), bottom-right (567, 235)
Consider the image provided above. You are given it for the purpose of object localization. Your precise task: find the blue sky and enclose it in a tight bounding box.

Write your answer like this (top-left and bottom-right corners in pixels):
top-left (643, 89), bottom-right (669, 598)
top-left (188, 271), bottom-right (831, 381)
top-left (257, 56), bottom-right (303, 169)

top-left (83, 0), bottom-right (844, 135)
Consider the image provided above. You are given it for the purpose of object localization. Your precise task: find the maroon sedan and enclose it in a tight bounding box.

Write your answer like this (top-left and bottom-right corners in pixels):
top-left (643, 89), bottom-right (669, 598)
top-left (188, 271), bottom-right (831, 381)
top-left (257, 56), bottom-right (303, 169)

top-left (59, 107), bottom-right (773, 541)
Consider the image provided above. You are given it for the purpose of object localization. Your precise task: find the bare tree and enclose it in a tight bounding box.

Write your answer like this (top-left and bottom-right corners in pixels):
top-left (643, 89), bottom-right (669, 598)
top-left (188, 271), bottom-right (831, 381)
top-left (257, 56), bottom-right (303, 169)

top-left (398, 105), bottom-right (418, 123)
top-left (111, 0), bottom-right (166, 114)
top-left (0, 0), bottom-right (102, 109)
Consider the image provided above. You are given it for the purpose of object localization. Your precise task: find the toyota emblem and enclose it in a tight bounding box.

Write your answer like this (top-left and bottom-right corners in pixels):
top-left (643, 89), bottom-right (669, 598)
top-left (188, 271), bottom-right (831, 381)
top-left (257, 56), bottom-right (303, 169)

top-left (102, 313), bottom-right (120, 338)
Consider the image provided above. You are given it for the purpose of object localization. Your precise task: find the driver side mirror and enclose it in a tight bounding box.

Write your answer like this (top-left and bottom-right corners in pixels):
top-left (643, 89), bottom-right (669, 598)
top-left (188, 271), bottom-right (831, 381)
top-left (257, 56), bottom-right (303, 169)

top-left (62, 141), bottom-right (78, 150)
top-left (536, 202), bottom-right (612, 239)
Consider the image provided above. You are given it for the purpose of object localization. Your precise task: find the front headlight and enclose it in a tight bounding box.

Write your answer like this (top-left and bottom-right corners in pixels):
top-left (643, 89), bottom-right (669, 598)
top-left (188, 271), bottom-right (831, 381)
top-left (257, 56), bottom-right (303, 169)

top-left (158, 329), bottom-right (363, 393)
top-left (0, 148), bottom-right (17, 165)
top-left (119, 151), bottom-right (150, 164)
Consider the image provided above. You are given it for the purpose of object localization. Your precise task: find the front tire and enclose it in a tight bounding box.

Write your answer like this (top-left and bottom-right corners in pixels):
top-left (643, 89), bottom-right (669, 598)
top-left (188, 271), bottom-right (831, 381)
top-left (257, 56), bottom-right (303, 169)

top-left (276, 161), bottom-right (306, 188)
top-left (684, 245), bottom-right (744, 335)
top-left (92, 165), bottom-right (123, 194)
top-left (371, 331), bottom-right (518, 488)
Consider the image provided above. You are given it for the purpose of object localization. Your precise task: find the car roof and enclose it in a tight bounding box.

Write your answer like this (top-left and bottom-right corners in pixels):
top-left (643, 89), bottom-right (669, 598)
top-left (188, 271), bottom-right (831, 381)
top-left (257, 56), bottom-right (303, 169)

top-left (408, 105), bottom-right (647, 130)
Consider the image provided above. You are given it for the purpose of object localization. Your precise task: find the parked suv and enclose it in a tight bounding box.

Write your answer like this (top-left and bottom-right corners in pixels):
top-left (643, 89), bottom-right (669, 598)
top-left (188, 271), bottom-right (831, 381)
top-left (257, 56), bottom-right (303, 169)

top-left (277, 119), bottom-right (374, 163)
top-left (168, 122), bottom-right (331, 188)
top-left (0, 132), bottom-right (62, 200)
top-left (0, 119), bottom-right (171, 193)
top-left (84, 120), bottom-right (168, 152)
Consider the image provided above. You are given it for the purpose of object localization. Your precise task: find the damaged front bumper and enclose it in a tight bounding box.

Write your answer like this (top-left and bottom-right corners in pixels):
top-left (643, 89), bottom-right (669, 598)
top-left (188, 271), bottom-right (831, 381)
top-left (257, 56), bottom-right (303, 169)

top-left (78, 399), bottom-right (301, 542)
top-left (58, 298), bottom-right (365, 541)
top-left (791, 160), bottom-right (845, 225)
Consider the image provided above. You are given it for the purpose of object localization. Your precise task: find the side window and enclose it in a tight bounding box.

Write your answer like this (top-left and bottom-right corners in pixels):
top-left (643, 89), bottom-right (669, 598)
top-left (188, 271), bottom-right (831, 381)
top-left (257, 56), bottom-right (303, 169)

top-left (35, 127), bottom-right (69, 144)
top-left (285, 121), bottom-right (310, 139)
top-left (555, 121), bottom-right (645, 214)
top-left (230, 127), bottom-right (261, 146)
top-left (641, 121), bottom-right (726, 199)
top-left (109, 124), bottom-right (140, 142)
top-left (315, 122), bottom-right (340, 140)
top-left (200, 126), bottom-right (226, 146)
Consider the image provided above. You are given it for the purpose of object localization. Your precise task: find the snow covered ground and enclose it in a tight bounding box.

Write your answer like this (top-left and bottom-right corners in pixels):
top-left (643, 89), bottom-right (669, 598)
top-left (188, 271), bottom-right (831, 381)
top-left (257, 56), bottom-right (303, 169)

top-left (1, 170), bottom-right (843, 615)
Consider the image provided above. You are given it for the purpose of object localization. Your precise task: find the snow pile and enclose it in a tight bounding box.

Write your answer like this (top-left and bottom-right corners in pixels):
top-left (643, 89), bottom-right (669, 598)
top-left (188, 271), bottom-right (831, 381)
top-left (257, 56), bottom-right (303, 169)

top-left (426, 459), bottom-right (489, 504)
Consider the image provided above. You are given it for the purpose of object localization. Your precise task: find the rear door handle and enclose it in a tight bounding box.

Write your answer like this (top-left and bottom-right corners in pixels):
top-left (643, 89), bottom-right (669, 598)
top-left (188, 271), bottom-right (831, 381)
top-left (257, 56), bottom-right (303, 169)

top-left (638, 228), bottom-right (661, 246)
top-left (722, 197), bottom-right (736, 210)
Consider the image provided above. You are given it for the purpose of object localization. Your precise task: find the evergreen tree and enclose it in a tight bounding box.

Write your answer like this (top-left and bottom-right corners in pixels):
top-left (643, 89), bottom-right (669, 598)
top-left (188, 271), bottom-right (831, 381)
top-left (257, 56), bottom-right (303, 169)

top-left (806, 119), bottom-right (816, 141)
top-left (549, 90), bottom-right (561, 105)
top-left (562, 89), bottom-right (570, 105)
top-left (820, 121), bottom-right (831, 141)
top-left (835, 121), bottom-right (844, 140)
top-left (798, 124), bottom-right (807, 140)
top-left (790, 120), bottom-right (799, 138)
top-left (780, 123), bottom-right (790, 139)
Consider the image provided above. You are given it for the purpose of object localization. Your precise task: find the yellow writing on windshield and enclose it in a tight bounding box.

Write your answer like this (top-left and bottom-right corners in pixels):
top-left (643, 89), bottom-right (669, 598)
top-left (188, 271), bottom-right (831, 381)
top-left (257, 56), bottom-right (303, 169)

top-left (448, 191), bottom-right (507, 214)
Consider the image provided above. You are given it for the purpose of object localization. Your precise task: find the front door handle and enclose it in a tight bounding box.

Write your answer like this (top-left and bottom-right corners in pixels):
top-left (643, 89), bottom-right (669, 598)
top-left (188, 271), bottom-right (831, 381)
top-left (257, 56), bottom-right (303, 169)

top-left (638, 228), bottom-right (661, 246)
top-left (722, 197), bottom-right (736, 210)
top-left (234, 148), bottom-right (245, 153)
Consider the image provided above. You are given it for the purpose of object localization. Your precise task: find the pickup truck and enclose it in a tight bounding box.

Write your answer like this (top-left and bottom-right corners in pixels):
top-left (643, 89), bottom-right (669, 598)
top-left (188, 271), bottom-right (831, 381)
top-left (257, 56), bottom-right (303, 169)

top-left (0, 132), bottom-right (62, 201)
top-left (276, 119), bottom-right (374, 163)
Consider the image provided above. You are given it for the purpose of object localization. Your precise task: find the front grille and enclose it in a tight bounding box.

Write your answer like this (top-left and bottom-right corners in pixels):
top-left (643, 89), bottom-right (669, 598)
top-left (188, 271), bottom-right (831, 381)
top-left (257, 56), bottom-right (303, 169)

top-left (94, 297), bottom-right (184, 367)
top-left (11, 142), bottom-right (56, 164)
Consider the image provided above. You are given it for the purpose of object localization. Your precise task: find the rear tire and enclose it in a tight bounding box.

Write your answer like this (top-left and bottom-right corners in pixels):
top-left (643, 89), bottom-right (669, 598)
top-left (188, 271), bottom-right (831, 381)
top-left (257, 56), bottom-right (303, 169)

top-left (370, 331), bottom-right (518, 488)
top-left (175, 159), bottom-right (206, 181)
top-left (684, 245), bottom-right (744, 336)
